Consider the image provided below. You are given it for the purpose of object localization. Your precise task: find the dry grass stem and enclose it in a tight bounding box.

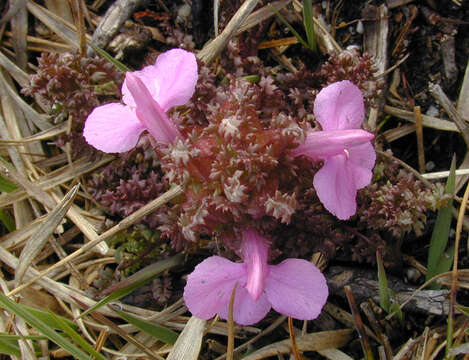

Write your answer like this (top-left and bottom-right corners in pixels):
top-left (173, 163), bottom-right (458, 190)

top-left (384, 105), bottom-right (459, 132)
top-left (414, 106), bottom-right (425, 173)
top-left (197, 0), bottom-right (259, 64)
top-left (167, 316), bottom-right (206, 360)
top-left (6, 184), bottom-right (184, 297)
top-left (15, 184), bottom-right (79, 285)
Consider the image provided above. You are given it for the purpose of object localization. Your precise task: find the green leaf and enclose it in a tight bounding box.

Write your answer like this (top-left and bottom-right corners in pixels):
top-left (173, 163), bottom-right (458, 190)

top-left (111, 307), bottom-right (178, 345)
top-left (0, 334), bottom-right (47, 340)
top-left (48, 311), bottom-right (106, 360)
top-left (426, 156), bottom-right (456, 289)
top-left (269, 4), bottom-right (311, 50)
top-left (456, 304), bottom-right (469, 317)
top-left (434, 246), bottom-right (454, 279)
top-left (302, 0), bottom-right (316, 51)
top-left (0, 293), bottom-right (91, 360)
top-left (376, 251), bottom-right (391, 313)
top-left (80, 254), bottom-right (184, 317)
top-left (0, 174), bottom-right (17, 193)
top-left (19, 304), bottom-right (77, 330)
top-left (87, 42), bottom-right (131, 72)
top-left (389, 302), bottom-right (403, 322)
top-left (0, 209), bottom-right (15, 232)
top-left (243, 75), bottom-right (260, 84)
top-left (0, 336), bottom-right (21, 356)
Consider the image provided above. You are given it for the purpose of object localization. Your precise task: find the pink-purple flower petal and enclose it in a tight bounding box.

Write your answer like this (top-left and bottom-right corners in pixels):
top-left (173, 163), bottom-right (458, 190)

top-left (183, 256), bottom-right (246, 320)
top-left (242, 229), bottom-right (269, 300)
top-left (313, 154), bottom-right (359, 220)
top-left (121, 49), bottom-right (197, 111)
top-left (122, 65), bottom-right (159, 108)
top-left (150, 48), bottom-right (198, 111)
top-left (125, 73), bottom-right (181, 144)
top-left (264, 259), bottom-right (328, 320)
top-left (218, 288), bottom-right (271, 325)
top-left (291, 129), bottom-right (374, 159)
top-left (314, 80), bottom-right (365, 131)
top-left (348, 142), bottom-right (377, 189)
top-left (83, 103), bottom-right (145, 153)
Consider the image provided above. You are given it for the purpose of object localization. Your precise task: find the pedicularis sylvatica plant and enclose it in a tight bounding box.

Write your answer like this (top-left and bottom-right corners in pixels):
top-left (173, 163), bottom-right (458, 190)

top-left (84, 48), bottom-right (376, 325)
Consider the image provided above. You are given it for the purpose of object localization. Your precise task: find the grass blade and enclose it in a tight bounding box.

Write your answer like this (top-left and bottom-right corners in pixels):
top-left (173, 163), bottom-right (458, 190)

top-left (111, 307), bottom-right (179, 345)
top-left (87, 42), bottom-right (130, 72)
top-left (426, 156), bottom-right (456, 289)
top-left (48, 311), bottom-right (106, 360)
top-left (269, 4), bottom-right (310, 50)
top-left (0, 209), bottom-right (15, 232)
top-left (16, 185), bottom-right (79, 285)
top-left (18, 304), bottom-right (77, 330)
top-left (0, 293), bottom-right (92, 360)
top-left (0, 336), bottom-right (21, 356)
top-left (79, 254), bottom-right (184, 317)
top-left (0, 174), bottom-right (18, 193)
top-left (376, 251), bottom-right (390, 313)
top-left (302, 0), bottom-right (316, 51)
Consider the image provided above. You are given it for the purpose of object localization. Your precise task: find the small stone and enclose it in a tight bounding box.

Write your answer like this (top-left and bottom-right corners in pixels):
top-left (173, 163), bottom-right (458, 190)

top-left (426, 105), bottom-right (439, 117)
top-left (426, 161), bottom-right (435, 171)
top-left (356, 20), bottom-right (364, 34)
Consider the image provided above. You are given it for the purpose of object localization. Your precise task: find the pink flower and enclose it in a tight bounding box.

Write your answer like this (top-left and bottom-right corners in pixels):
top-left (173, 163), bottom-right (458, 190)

top-left (83, 49), bottom-right (198, 153)
top-left (183, 229), bottom-right (328, 325)
top-left (291, 80), bottom-right (376, 220)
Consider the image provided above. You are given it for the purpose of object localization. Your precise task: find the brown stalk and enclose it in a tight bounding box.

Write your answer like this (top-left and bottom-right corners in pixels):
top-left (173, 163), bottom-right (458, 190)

top-left (446, 180), bottom-right (469, 357)
top-left (344, 286), bottom-right (374, 360)
top-left (71, 0), bottom-right (87, 58)
top-left (226, 283), bottom-right (238, 360)
top-left (414, 105), bottom-right (426, 173)
top-left (288, 317), bottom-right (303, 360)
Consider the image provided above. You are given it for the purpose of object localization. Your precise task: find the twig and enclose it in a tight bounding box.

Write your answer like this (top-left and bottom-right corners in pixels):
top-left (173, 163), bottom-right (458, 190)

top-left (344, 286), bottom-right (374, 360)
top-left (361, 301), bottom-right (393, 360)
top-left (197, 0), bottom-right (259, 65)
top-left (414, 106), bottom-right (425, 173)
top-left (422, 169), bottom-right (469, 180)
top-left (288, 317), bottom-right (303, 360)
top-left (226, 283), bottom-right (238, 360)
top-left (214, 316), bottom-right (286, 360)
top-left (393, 337), bottom-right (418, 360)
top-left (71, 0), bottom-right (87, 56)
top-left (87, 0), bottom-right (145, 56)
top-left (384, 105), bottom-right (458, 133)
top-left (446, 180), bottom-right (469, 357)
top-left (428, 82), bottom-right (469, 147)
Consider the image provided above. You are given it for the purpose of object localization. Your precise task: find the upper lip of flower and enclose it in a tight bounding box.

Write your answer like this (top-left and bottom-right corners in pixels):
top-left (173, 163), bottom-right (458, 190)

top-left (83, 48), bottom-right (198, 153)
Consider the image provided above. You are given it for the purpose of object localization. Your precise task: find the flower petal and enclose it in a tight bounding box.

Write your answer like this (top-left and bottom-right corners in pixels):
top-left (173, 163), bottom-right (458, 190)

top-left (264, 259), bottom-right (328, 320)
top-left (122, 64), bottom-right (160, 108)
top-left (314, 80), bottom-right (365, 131)
top-left (313, 154), bottom-right (358, 220)
top-left (242, 229), bottom-right (269, 301)
top-left (348, 142), bottom-right (376, 189)
top-left (83, 103), bottom-right (145, 153)
top-left (123, 49), bottom-right (198, 111)
top-left (151, 48), bottom-right (198, 111)
top-left (218, 287), bottom-right (271, 325)
top-left (291, 129), bottom-right (374, 159)
top-left (125, 73), bottom-right (181, 144)
top-left (183, 256), bottom-right (246, 320)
